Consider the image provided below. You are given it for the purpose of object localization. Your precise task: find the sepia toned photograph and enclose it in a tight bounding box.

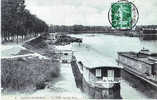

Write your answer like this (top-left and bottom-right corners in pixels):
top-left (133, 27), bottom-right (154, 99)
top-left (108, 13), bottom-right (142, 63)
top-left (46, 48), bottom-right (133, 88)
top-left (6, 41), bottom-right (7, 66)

top-left (1, 0), bottom-right (157, 99)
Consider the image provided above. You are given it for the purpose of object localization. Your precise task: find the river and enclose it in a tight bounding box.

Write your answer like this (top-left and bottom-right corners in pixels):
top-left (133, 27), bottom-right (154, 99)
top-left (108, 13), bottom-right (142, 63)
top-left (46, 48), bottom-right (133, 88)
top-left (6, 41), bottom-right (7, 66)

top-left (2, 34), bottom-right (157, 99)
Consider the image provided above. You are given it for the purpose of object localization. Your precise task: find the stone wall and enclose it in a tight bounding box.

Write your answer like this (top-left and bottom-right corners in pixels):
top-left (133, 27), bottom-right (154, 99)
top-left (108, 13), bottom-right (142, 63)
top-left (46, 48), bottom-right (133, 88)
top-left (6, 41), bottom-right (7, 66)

top-left (71, 60), bottom-right (83, 89)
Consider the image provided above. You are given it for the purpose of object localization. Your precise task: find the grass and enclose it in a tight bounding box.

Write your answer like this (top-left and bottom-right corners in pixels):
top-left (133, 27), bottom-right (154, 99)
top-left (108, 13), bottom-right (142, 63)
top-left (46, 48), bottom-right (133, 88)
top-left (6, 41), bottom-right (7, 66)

top-left (1, 56), bottom-right (60, 92)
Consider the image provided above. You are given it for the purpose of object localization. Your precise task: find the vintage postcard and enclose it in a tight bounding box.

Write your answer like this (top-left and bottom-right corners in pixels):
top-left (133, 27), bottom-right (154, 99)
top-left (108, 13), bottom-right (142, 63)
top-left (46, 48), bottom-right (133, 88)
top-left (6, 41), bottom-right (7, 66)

top-left (1, 0), bottom-right (157, 100)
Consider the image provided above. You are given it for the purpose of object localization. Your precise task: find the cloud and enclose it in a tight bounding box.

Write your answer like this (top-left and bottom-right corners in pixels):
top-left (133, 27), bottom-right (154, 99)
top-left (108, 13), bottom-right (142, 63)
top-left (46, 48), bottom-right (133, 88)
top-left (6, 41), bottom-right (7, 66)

top-left (25, 0), bottom-right (157, 25)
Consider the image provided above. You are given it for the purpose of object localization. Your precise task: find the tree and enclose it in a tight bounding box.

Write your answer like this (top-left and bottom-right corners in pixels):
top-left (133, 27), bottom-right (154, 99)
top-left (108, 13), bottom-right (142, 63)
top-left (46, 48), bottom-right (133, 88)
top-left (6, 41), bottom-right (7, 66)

top-left (1, 0), bottom-right (48, 43)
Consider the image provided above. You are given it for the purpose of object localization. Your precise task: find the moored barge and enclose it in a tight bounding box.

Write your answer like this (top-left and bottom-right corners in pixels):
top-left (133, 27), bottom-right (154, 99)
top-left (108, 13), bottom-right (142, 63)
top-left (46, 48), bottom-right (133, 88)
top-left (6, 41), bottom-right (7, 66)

top-left (117, 49), bottom-right (157, 87)
top-left (71, 53), bottom-right (122, 99)
top-left (140, 28), bottom-right (157, 40)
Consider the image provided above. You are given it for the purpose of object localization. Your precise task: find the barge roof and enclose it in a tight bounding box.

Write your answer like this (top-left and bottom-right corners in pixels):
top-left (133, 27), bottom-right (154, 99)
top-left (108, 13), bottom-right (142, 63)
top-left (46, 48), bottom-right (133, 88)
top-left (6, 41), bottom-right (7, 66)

top-left (74, 50), bottom-right (122, 69)
top-left (118, 51), bottom-right (157, 65)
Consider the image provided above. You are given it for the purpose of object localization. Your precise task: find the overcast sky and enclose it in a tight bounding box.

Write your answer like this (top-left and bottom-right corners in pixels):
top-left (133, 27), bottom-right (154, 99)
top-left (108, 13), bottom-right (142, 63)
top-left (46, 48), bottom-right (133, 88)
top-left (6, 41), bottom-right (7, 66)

top-left (25, 0), bottom-right (157, 26)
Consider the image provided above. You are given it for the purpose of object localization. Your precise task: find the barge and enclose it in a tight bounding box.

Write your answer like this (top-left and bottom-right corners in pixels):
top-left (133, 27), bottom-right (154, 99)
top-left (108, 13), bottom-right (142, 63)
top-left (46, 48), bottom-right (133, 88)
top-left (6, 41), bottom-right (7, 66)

top-left (71, 53), bottom-right (122, 99)
top-left (117, 49), bottom-right (157, 87)
top-left (140, 28), bottom-right (157, 40)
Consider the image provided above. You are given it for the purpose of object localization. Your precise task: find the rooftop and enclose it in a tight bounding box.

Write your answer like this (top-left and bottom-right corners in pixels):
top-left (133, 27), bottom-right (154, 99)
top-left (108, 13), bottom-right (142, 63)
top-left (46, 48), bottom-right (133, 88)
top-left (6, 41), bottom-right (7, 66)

top-left (74, 49), bottom-right (121, 69)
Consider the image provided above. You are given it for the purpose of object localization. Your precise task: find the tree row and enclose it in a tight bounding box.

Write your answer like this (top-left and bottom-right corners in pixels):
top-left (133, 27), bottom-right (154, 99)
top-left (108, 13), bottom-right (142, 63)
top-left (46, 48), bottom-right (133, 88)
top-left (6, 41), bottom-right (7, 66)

top-left (1, 0), bottom-right (48, 43)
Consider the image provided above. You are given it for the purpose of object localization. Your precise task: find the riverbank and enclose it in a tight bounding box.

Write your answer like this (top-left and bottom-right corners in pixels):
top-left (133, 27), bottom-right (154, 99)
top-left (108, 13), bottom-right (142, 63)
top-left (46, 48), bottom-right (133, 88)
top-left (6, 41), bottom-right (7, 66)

top-left (1, 33), bottom-right (61, 93)
top-left (1, 33), bottom-right (88, 100)
top-left (1, 33), bottom-right (83, 94)
top-left (1, 63), bottom-right (88, 100)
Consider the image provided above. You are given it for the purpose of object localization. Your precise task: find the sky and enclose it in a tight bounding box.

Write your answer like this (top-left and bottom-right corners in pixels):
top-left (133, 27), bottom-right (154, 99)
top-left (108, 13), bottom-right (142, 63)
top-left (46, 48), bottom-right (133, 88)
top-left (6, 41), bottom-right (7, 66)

top-left (25, 0), bottom-right (157, 26)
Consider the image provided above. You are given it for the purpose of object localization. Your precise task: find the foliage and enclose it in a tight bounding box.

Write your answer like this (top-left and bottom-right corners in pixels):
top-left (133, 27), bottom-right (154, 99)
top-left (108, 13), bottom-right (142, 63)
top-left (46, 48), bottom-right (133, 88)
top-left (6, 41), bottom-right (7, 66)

top-left (1, 56), bottom-right (60, 91)
top-left (49, 25), bottom-right (112, 33)
top-left (1, 0), bottom-right (48, 42)
top-left (49, 25), bottom-right (157, 33)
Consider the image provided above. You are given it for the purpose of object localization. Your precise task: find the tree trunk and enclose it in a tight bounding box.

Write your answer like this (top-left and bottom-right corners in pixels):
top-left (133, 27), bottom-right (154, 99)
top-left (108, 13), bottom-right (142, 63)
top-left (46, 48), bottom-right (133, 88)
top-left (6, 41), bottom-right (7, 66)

top-left (8, 32), bottom-right (10, 41)
top-left (12, 35), bottom-right (14, 41)
top-left (22, 34), bottom-right (24, 42)
top-left (4, 32), bottom-right (7, 41)
top-left (16, 34), bottom-right (18, 44)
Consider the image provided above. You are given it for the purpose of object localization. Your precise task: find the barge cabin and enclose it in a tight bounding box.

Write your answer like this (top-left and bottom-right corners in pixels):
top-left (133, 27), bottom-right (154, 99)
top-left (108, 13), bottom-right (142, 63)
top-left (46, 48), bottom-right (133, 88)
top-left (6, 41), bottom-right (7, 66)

top-left (72, 53), bottom-right (122, 99)
top-left (117, 49), bottom-right (157, 86)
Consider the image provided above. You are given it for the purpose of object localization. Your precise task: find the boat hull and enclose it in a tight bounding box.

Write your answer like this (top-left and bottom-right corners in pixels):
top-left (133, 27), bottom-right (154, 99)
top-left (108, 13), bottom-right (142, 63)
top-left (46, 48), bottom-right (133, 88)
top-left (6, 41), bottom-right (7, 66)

top-left (82, 78), bottom-right (121, 99)
top-left (121, 68), bottom-right (157, 98)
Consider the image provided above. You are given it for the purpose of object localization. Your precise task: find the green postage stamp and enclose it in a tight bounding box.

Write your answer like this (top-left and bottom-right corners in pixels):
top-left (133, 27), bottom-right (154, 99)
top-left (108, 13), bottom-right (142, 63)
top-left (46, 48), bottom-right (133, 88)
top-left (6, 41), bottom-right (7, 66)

top-left (111, 2), bottom-right (132, 29)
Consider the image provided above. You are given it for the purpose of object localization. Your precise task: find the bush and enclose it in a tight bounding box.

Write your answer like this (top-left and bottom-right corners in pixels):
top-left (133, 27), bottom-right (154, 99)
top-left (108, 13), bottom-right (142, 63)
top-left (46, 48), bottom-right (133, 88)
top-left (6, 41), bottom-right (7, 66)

top-left (1, 56), bottom-right (60, 91)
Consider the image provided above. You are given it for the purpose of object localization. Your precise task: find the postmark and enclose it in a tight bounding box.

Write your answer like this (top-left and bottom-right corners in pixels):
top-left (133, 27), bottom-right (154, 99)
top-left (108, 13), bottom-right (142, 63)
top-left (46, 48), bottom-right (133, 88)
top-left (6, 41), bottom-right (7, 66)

top-left (108, 0), bottom-right (139, 30)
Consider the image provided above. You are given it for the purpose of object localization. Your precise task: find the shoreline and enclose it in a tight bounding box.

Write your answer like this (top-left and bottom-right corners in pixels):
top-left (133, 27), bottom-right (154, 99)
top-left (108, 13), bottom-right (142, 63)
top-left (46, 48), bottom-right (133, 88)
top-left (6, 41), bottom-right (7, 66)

top-left (1, 33), bottom-right (83, 95)
top-left (1, 33), bottom-right (61, 93)
top-left (66, 31), bottom-right (140, 37)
